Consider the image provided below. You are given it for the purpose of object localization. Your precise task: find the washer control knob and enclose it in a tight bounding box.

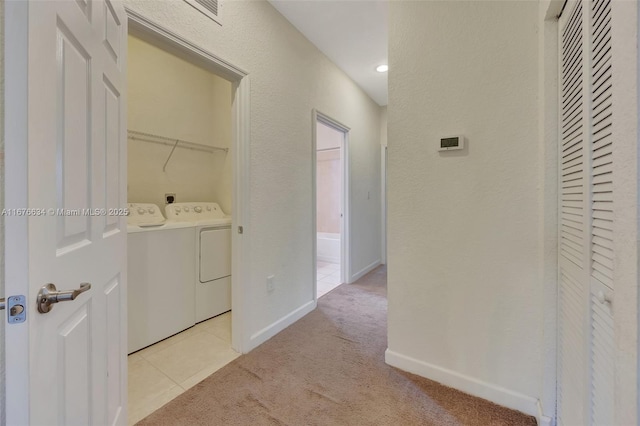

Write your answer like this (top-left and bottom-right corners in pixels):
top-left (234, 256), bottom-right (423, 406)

top-left (175, 207), bottom-right (181, 213)
top-left (184, 207), bottom-right (190, 212)
top-left (194, 206), bottom-right (202, 213)
top-left (207, 206), bottom-right (212, 211)
top-left (148, 207), bottom-right (155, 214)
top-left (137, 208), bottom-right (145, 215)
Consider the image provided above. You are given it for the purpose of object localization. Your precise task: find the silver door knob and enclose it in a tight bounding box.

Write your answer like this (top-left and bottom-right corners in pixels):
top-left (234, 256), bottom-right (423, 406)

top-left (37, 282), bottom-right (92, 313)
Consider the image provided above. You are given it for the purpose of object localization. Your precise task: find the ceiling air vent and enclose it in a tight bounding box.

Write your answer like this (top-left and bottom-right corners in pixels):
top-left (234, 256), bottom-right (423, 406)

top-left (184, 0), bottom-right (221, 25)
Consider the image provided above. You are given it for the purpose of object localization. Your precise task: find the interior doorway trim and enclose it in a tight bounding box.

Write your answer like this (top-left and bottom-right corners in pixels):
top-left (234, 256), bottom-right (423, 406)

top-left (312, 110), bottom-right (351, 301)
top-left (126, 8), bottom-right (252, 353)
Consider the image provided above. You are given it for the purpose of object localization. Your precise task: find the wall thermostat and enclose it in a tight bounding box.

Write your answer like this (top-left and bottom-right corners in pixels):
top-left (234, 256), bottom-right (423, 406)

top-left (439, 135), bottom-right (465, 151)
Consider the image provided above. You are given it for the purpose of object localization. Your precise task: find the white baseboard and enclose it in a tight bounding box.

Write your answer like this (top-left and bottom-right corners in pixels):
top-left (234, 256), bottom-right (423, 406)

top-left (247, 300), bottom-right (316, 351)
top-left (317, 254), bottom-right (340, 264)
top-left (349, 259), bottom-right (381, 283)
top-left (385, 349), bottom-right (540, 420)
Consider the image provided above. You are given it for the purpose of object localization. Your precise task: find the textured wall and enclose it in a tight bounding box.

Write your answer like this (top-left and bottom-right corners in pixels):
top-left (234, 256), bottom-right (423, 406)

top-left (127, 34), bottom-right (233, 212)
top-left (124, 0), bottom-right (382, 338)
top-left (609, 1), bottom-right (639, 422)
top-left (0, 0), bottom-right (5, 421)
top-left (387, 0), bottom-right (545, 413)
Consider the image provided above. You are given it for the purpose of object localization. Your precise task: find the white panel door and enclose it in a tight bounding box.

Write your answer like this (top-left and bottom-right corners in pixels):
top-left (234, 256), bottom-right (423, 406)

top-left (4, 0), bottom-right (128, 424)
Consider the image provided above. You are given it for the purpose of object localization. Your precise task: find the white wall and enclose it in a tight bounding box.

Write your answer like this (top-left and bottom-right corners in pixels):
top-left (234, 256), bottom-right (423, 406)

top-left (609, 1), bottom-right (639, 423)
top-left (386, 0), bottom-right (548, 419)
top-left (0, 1), bottom-right (5, 421)
top-left (388, 1), bottom-right (640, 423)
top-left (124, 0), bottom-right (382, 346)
top-left (127, 34), bottom-right (233, 212)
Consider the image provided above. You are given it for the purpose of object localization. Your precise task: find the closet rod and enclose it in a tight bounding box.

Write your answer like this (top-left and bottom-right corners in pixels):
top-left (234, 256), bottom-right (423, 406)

top-left (317, 147), bottom-right (341, 152)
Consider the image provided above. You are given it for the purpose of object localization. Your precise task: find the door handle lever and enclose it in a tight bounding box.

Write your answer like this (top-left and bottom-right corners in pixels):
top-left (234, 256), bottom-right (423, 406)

top-left (0, 298), bottom-right (5, 311)
top-left (37, 282), bottom-right (92, 313)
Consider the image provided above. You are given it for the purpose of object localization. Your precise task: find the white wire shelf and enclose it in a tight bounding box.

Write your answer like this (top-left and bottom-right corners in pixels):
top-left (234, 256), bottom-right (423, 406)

top-left (127, 129), bottom-right (228, 172)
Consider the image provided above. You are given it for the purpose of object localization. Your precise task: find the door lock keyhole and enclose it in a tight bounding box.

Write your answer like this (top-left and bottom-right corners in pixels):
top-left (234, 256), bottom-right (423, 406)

top-left (10, 304), bottom-right (24, 316)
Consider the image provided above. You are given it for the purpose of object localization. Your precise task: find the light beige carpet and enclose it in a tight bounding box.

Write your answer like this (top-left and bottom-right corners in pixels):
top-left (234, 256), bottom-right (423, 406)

top-left (137, 266), bottom-right (536, 426)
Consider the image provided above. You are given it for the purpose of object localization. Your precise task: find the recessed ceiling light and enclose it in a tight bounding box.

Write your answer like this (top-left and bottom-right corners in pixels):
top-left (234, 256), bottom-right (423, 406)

top-left (376, 64), bottom-right (389, 73)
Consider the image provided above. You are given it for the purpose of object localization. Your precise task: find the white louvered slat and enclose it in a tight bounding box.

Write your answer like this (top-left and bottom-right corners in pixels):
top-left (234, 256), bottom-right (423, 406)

top-left (590, 290), bottom-right (615, 425)
top-left (560, 0), bottom-right (585, 273)
top-left (563, 149), bottom-right (583, 167)
top-left (591, 173), bottom-right (611, 186)
top-left (593, 166), bottom-right (613, 179)
top-left (592, 153), bottom-right (612, 170)
top-left (590, 0), bottom-right (613, 291)
top-left (592, 225), bottom-right (612, 240)
top-left (592, 269), bottom-right (613, 292)
top-left (592, 136), bottom-right (612, 153)
top-left (561, 219), bottom-right (582, 234)
top-left (592, 242), bottom-right (613, 259)
top-left (592, 235), bottom-right (613, 251)
top-left (561, 210), bottom-right (582, 221)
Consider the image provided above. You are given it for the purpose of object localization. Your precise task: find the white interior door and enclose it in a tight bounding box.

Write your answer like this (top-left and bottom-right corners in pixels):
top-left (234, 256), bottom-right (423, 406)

top-left (4, 1), bottom-right (128, 424)
top-left (338, 132), bottom-right (347, 283)
top-left (314, 113), bottom-right (350, 288)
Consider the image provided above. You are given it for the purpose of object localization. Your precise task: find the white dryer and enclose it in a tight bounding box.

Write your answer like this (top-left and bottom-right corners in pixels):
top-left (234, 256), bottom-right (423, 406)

top-left (166, 202), bottom-right (232, 323)
top-left (127, 203), bottom-right (196, 353)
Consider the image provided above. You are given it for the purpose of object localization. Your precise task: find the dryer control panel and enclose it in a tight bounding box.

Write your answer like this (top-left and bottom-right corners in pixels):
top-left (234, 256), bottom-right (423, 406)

top-left (165, 202), bottom-right (227, 222)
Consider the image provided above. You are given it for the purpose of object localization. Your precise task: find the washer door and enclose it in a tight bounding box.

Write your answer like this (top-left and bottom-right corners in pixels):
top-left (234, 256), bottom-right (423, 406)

top-left (200, 227), bottom-right (232, 283)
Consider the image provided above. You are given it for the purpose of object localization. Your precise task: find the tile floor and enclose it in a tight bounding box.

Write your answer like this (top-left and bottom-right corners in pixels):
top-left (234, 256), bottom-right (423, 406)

top-left (127, 312), bottom-right (239, 425)
top-left (317, 261), bottom-right (342, 298)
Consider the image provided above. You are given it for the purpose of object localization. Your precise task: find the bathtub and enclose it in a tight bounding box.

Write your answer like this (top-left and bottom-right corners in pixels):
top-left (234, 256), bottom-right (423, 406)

top-left (317, 232), bottom-right (341, 264)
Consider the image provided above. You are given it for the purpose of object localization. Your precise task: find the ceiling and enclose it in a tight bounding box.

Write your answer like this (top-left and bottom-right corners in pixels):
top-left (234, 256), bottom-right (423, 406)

top-left (269, 0), bottom-right (388, 106)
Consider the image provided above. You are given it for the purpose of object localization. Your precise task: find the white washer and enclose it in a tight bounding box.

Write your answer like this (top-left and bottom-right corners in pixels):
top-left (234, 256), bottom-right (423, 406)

top-left (165, 202), bottom-right (232, 322)
top-left (127, 203), bottom-right (196, 353)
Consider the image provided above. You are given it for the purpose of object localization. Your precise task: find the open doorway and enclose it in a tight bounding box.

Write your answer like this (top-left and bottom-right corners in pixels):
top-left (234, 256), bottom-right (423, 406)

top-left (313, 112), bottom-right (349, 299)
top-left (125, 14), bottom-right (251, 424)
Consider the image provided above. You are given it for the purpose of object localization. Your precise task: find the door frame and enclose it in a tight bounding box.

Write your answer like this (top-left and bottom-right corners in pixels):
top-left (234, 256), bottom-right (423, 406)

top-left (4, 1), bottom-right (30, 421)
top-left (381, 145), bottom-right (387, 264)
top-left (125, 9), bottom-right (252, 353)
top-left (312, 110), bottom-right (350, 300)
top-left (539, 0), bottom-right (562, 424)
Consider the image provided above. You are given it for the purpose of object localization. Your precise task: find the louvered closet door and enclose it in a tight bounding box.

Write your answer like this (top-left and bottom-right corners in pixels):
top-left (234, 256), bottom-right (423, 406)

top-left (557, 0), bottom-right (615, 425)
